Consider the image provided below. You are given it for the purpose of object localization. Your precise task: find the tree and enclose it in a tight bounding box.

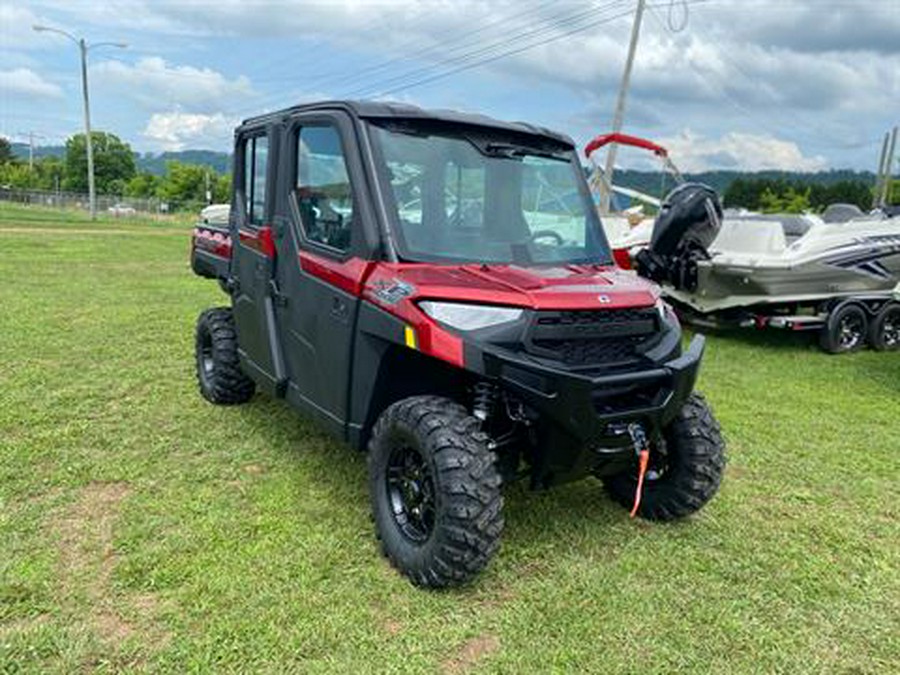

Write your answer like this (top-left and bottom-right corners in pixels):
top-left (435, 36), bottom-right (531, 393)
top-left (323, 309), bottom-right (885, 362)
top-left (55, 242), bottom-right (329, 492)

top-left (34, 156), bottom-right (65, 191)
top-left (0, 156), bottom-right (66, 191)
top-left (809, 180), bottom-right (872, 211)
top-left (213, 173), bottom-right (231, 203)
top-left (0, 137), bottom-right (16, 165)
top-left (725, 176), bottom-right (872, 212)
top-left (157, 160), bottom-right (227, 210)
top-left (63, 131), bottom-right (136, 194)
top-left (0, 162), bottom-right (32, 189)
top-left (781, 186), bottom-right (811, 214)
top-left (758, 187), bottom-right (784, 213)
top-left (124, 172), bottom-right (161, 198)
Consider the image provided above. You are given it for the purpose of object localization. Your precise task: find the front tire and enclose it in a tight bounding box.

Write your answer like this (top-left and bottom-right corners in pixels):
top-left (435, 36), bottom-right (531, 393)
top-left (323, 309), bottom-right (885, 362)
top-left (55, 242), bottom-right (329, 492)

top-left (604, 393), bottom-right (725, 521)
top-left (368, 396), bottom-right (503, 588)
top-left (195, 307), bottom-right (256, 405)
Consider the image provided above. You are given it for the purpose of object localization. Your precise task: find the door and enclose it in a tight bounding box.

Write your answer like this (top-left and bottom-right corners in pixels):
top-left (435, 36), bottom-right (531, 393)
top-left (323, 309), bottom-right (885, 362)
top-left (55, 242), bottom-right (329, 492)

top-left (231, 129), bottom-right (286, 392)
top-left (273, 116), bottom-right (371, 433)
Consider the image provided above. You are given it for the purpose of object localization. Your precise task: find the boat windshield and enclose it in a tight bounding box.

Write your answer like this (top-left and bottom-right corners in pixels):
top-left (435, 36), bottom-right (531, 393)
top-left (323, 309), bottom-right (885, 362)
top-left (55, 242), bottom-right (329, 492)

top-left (370, 122), bottom-right (612, 265)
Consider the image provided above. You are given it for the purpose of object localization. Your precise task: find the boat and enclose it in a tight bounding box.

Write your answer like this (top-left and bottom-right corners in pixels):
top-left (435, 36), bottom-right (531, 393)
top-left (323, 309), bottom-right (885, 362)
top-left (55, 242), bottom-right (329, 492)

top-left (638, 195), bottom-right (900, 312)
top-left (585, 132), bottom-right (900, 353)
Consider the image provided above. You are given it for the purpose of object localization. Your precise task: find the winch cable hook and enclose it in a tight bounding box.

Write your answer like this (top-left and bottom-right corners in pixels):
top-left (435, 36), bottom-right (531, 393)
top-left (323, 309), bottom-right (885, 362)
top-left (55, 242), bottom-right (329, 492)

top-left (627, 423), bottom-right (651, 518)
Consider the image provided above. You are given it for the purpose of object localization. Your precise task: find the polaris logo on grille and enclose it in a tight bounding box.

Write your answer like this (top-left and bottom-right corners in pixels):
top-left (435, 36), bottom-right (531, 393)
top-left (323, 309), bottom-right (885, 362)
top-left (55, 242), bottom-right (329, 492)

top-left (598, 295), bottom-right (612, 304)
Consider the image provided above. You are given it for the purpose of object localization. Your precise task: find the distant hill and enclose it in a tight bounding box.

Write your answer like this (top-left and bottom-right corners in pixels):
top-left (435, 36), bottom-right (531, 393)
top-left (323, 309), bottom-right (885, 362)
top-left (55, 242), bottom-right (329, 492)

top-left (10, 142), bottom-right (64, 161)
top-left (610, 169), bottom-right (878, 201)
top-left (135, 150), bottom-right (232, 175)
top-left (10, 143), bottom-right (231, 175)
top-left (9, 143), bottom-right (877, 192)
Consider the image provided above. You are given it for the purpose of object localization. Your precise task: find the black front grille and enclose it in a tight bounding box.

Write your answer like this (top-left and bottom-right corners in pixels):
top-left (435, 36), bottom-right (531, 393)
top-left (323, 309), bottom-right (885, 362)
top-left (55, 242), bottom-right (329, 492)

top-left (527, 308), bottom-right (659, 367)
top-left (533, 336), bottom-right (646, 366)
top-left (536, 308), bottom-right (658, 328)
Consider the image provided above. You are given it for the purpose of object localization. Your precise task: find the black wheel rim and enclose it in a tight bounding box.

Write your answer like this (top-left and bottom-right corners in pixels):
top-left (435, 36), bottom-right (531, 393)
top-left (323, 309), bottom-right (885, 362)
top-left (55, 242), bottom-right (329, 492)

top-left (386, 444), bottom-right (436, 543)
top-left (882, 313), bottom-right (900, 347)
top-left (837, 313), bottom-right (864, 350)
top-left (198, 328), bottom-right (214, 385)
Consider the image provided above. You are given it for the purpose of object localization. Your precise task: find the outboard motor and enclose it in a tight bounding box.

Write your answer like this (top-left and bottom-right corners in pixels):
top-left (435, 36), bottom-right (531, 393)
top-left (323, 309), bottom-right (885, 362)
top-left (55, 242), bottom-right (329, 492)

top-left (635, 183), bottom-right (722, 292)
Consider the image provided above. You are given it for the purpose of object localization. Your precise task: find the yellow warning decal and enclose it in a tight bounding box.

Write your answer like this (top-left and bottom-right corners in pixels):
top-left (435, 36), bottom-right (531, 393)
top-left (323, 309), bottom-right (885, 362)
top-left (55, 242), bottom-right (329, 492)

top-left (404, 325), bottom-right (417, 349)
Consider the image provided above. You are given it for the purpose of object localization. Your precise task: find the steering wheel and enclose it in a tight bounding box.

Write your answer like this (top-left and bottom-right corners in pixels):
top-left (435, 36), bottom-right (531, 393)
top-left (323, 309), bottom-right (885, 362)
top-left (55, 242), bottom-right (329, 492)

top-left (530, 229), bottom-right (565, 246)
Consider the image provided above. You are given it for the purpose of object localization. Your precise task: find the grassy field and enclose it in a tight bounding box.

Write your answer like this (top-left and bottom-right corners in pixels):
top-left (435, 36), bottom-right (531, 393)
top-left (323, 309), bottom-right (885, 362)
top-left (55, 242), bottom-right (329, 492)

top-left (1, 202), bottom-right (898, 673)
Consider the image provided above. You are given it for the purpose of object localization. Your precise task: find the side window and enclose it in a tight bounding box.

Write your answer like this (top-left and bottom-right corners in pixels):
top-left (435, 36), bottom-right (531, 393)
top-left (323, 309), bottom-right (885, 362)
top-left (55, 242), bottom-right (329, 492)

top-left (242, 135), bottom-right (268, 227)
top-left (243, 142), bottom-right (252, 220)
top-left (252, 137), bottom-right (268, 226)
top-left (295, 125), bottom-right (354, 252)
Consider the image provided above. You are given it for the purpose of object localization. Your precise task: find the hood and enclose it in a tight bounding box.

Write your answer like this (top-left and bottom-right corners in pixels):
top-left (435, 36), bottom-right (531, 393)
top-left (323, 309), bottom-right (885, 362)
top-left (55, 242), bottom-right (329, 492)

top-left (367, 263), bottom-right (660, 310)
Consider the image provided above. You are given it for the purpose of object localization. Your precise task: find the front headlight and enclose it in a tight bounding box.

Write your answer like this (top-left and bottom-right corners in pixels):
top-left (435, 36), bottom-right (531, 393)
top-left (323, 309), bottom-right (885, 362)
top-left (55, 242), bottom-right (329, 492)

top-left (419, 301), bottom-right (523, 331)
top-left (655, 298), bottom-right (678, 326)
top-left (655, 298), bottom-right (669, 321)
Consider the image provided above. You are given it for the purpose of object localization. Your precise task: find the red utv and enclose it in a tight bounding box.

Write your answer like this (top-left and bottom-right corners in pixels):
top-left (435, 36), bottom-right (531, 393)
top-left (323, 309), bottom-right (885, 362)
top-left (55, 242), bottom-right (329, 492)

top-left (190, 101), bottom-right (725, 588)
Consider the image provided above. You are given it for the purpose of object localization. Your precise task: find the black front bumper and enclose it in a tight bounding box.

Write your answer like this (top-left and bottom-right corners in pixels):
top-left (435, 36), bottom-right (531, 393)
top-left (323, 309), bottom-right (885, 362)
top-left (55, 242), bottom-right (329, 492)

top-left (478, 335), bottom-right (706, 485)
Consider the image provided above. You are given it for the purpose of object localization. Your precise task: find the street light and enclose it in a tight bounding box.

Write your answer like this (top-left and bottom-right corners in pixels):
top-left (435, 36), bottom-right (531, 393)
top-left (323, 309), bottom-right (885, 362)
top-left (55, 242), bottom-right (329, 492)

top-left (33, 25), bottom-right (127, 220)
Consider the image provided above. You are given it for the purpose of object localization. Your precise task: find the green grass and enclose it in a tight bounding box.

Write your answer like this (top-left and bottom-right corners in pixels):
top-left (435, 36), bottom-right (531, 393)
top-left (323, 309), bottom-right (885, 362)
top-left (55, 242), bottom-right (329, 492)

top-left (1, 202), bottom-right (898, 673)
top-left (0, 201), bottom-right (191, 231)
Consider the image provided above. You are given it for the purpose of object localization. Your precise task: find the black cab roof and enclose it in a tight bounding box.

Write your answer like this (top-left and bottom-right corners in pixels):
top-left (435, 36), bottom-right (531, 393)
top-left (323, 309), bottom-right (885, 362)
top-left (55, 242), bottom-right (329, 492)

top-left (239, 100), bottom-right (574, 149)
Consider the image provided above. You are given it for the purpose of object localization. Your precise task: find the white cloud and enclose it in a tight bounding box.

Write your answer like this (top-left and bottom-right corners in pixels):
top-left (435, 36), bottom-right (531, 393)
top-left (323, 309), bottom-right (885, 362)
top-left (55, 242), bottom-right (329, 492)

top-left (0, 67), bottom-right (63, 99)
top-left (93, 57), bottom-right (253, 113)
top-left (142, 111), bottom-right (237, 151)
top-left (0, 4), bottom-right (50, 48)
top-left (13, 0), bottom-right (900, 166)
top-left (655, 130), bottom-right (828, 173)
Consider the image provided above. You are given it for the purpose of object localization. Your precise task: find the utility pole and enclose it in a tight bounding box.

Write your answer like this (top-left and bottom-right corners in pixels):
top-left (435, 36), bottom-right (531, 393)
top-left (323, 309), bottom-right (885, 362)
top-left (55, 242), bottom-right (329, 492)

top-left (882, 126), bottom-right (898, 207)
top-left (599, 0), bottom-right (646, 214)
top-left (78, 38), bottom-right (96, 219)
top-left (17, 131), bottom-right (40, 170)
top-left (874, 131), bottom-right (890, 209)
top-left (33, 25), bottom-right (126, 220)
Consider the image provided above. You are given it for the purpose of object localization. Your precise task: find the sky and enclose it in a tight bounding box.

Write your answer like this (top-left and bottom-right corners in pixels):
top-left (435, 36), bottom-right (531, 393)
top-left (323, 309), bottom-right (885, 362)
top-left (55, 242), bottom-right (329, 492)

top-left (1, 0), bottom-right (898, 172)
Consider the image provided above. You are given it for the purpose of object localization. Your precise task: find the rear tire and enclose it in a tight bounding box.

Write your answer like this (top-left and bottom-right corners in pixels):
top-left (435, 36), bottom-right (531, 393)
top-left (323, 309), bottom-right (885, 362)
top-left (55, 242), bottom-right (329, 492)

top-left (868, 303), bottom-right (900, 351)
top-left (603, 393), bottom-right (725, 521)
top-left (195, 307), bottom-right (256, 405)
top-left (368, 396), bottom-right (503, 588)
top-left (819, 303), bottom-right (868, 354)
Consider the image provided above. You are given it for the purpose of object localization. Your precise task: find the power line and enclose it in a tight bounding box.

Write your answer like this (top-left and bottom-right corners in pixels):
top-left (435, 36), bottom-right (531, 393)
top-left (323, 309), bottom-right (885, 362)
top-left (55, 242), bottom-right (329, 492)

top-left (366, 0), bottom-right (711, 99)
top-left (253, 0), bottom-right (555, 91)
top-left (348, 0), bottom-right (632, 99)
top-left (248, 6), bottom-right (452, 88)
top-left (229, 1), bottom-right (617, 118)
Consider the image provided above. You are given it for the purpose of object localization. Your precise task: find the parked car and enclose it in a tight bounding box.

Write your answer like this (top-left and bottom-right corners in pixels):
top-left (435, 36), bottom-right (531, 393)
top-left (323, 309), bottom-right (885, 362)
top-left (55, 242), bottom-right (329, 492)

top-left (200, 203), bottom-right (230, 225)
top-left (108, 203), bottom-right (136, 216)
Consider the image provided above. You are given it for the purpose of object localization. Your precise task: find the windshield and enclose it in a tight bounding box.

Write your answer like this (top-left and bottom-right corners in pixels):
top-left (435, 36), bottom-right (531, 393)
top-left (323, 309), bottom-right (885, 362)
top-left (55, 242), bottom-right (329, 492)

top-left (370, 123), bottom-right (612, 265)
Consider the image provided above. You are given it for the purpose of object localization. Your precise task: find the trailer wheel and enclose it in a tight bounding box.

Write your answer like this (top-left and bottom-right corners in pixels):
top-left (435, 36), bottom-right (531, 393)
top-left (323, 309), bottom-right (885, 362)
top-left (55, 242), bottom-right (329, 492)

top-left (195, 307), bottom-right (256, 404)
top-left (603, 393), bottom-right (725, 521)
top-left (868, 303), bottom-right (900, 351)
top-left (819, 303), bottom-right (868, 354)
top-left (368, 396), bottom-right (503, 588)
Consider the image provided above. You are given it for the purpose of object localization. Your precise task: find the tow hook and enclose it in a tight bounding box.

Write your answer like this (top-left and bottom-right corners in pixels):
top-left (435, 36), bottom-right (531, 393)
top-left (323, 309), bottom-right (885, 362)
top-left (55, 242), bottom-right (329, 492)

top-left (627, 423), bottom-right (650, 518)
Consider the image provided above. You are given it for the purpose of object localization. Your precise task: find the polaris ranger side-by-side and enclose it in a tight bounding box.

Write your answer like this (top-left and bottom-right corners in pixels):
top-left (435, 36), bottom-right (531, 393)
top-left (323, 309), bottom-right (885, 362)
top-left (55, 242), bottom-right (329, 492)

top-left (190, 101), bottom-right (726, 588)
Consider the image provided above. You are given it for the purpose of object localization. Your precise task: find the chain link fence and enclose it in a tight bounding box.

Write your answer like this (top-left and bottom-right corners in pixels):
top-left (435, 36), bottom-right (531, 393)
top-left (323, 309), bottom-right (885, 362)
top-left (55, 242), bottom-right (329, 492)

top-left (0, 187), bottom-right (208, 217)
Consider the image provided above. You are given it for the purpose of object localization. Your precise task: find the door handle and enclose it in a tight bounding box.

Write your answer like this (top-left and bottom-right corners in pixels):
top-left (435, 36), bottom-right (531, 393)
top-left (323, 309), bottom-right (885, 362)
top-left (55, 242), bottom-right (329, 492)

top-left (331, 296), bottom-right (348, 321)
